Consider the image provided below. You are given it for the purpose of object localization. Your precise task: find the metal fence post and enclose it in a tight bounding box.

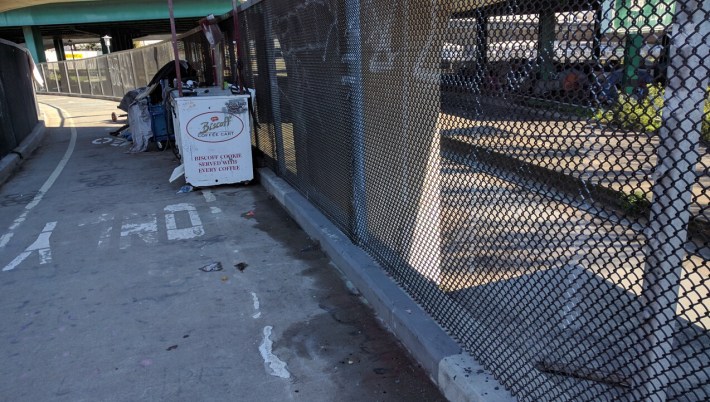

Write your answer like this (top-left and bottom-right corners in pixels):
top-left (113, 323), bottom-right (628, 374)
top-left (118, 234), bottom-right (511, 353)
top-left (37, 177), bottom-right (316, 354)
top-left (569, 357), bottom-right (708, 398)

top-left (59, 62), bottom-right (68, 93)
top-left (52, 64), bottom-right (59, 93)
top-left (73, 61), bottom-right (82, 95)
top-left (96, 60), bottom-right (105, 96)
top-left (86, 61), bottom-right (94, 96)
top-left (635, 1), bottom-right (710, 400)
top-left (344, 0), bottom-right (366, 245)
top-left (40, 64), bottom-right (50, 93)
top-left (129, 52), bottom-right (139, 88)
top-left (263, 10), bottom-right (286, 176)
top-left (142, 48), bottom-right (152, 88)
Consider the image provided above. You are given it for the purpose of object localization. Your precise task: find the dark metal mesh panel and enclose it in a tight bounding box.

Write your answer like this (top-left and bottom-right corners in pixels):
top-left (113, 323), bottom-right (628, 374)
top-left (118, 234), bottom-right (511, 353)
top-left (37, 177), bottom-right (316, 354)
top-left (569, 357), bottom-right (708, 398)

top-left (118, 54), bottom-right (136, 93)
top-left (179, 30), bottom-right (212, 85)
top-left (239, 0), bottom-right (710, 400)
top-left (96, 57), bottom-right (111, 96)
top-left (75, 59), bottom-right (91, 94)
top-left (131, 51), bottom-right (148, 87)
top-left (253, 0), bottom-right (355, 235)
top-left (85, 58), bottom-right (102, 95)
top-left (237, 5), bottom-right (279, 170)
top-left (64, 61), bottom-right (79, 93)
top-left (138, 48), bottom-right (154, 81)
top-left (0, 41), bottom-right (38, 158)
top-left (42, 64), bottom-right (59, 93)
top-left (106, 54), bottom-right (123, 97)
top-left (436, 1), bottom-right (709, 399)
top-left (57, 62), bottom-right (70, 93)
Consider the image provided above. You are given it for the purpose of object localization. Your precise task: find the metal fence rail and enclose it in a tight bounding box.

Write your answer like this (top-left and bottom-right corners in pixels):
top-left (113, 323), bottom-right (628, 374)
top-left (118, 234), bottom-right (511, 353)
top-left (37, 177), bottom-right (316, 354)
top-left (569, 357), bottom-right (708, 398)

top-left (34, 27), bottom-right (228, 99)
top-left (33, 1), bottom-right (710, 399)
top-left (0, 39), bottom-right (39, 159)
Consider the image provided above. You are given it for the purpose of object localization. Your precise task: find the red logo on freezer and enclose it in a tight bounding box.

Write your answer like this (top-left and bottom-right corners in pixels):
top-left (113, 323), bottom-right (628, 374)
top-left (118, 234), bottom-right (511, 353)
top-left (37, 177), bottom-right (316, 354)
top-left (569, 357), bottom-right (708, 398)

top-left (186, 112), bottom-right (244, 143)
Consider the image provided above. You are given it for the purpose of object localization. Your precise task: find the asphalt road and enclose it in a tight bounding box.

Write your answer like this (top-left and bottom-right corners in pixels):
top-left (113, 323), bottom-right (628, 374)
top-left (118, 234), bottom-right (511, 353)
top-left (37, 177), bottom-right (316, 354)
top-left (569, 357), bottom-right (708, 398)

top-left (0, 95), bottom-right (444, 402)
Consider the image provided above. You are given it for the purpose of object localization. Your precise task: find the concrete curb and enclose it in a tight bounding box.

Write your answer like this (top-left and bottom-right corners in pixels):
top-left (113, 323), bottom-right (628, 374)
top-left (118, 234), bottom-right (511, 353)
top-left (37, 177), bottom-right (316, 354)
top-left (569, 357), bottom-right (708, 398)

top-left (38, 92), bottom-right (121, 102)
top-left (0, 121), bottom-right (46, 187)
top-left (258, 168), bottom-right (516, 402)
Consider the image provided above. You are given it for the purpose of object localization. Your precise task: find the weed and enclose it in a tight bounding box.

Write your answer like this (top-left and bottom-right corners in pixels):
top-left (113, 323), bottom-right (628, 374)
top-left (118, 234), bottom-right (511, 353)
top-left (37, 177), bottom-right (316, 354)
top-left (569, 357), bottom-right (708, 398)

top-left (620, 190), bottom-right (651, 215)
top-left (595, 85), bottom-right (710, 144)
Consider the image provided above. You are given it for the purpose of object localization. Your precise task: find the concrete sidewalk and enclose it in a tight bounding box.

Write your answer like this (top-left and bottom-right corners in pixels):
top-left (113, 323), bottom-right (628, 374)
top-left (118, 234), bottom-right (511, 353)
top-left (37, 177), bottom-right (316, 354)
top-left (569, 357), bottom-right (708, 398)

top-left (0, 95), bottom-right (446, 401)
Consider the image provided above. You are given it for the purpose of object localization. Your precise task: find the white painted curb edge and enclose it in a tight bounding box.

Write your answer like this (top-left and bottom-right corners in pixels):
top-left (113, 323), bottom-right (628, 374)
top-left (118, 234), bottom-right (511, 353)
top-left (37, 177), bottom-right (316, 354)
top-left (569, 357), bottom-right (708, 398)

top-left (258, 168), bottom-right (516, 402)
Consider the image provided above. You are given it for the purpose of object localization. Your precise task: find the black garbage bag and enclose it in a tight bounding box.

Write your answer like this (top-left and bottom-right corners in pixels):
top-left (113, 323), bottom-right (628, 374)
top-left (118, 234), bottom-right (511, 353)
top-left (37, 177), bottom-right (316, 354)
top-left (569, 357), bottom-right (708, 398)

top-left (147, 60), bottom-right (198, 87)
top-left (117, 60), bottom-right (196, 112)
top-left (115, 60), bottom-right (199, 134)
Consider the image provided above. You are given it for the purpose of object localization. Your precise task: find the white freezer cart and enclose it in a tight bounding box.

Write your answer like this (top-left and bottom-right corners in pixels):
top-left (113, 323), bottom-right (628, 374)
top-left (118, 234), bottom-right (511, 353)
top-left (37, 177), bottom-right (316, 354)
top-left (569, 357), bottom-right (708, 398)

top-left (170, 88), bottom-right (253, 187)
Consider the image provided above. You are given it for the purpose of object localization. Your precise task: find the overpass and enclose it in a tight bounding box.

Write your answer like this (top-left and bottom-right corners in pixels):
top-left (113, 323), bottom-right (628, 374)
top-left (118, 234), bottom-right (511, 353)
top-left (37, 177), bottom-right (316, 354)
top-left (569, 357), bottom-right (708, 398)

top-left (0, 0), bottom-right (232, 63)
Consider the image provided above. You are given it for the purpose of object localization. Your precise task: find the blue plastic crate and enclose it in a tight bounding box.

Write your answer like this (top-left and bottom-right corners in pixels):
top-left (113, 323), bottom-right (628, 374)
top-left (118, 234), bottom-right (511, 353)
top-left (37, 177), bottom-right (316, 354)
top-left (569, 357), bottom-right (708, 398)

top-left (148, 104), bottom-right (173, 142)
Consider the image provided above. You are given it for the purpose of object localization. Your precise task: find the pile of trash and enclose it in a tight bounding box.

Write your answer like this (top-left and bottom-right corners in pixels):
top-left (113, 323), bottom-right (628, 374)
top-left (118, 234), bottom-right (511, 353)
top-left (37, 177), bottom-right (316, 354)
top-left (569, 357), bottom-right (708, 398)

top-left (112, 60), bottom-right (197, 153)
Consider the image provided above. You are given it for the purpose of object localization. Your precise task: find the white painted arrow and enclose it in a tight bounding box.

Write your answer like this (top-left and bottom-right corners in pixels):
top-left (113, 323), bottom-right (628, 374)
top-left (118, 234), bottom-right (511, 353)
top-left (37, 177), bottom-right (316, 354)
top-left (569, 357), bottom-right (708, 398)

top-left (3, 222), bottom-right (57, 272)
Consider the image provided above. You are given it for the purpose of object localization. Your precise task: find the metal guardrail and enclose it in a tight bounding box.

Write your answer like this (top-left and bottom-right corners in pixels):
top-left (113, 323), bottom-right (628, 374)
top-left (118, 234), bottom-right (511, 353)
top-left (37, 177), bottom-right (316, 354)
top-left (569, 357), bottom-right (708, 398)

top-left (34, 26), bottom-right (219, 99)
top-left (0, 39), bottom-right (39, 159)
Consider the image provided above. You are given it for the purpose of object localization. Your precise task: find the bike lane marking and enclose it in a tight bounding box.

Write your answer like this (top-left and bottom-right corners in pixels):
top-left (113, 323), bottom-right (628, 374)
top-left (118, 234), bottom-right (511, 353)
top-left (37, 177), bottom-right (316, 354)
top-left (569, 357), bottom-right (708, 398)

top-left (2, 221), bottom-right (57, 271)
top-left (0, 103), bottom-right (77, 248)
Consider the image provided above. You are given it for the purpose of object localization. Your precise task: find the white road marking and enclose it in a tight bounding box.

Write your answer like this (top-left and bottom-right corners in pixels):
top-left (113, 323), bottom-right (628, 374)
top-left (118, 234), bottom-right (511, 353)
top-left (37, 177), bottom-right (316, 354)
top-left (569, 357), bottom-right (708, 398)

top-left (251, 292), bottom-right (261, 319)
top-left (210, 207), bottom-right (222, 214)
top-left (202, 190), bottom-right (216, 203)
top-left (91, 137), bottom-right (112, 145)
top-left (0, 233), bottom-right (12, 248)
top-left (164, 203), bottom-right (205, 241)
top-left (120, 214), bottom-right (158, 249)
top-left (0, 107), bottom-right (77, 249)
top-left (258, 326), bottom-right (290, 379)
top-left (78, 213), bottom-right (114, 248)
top-left (3, 222), bottom-right (57, 272)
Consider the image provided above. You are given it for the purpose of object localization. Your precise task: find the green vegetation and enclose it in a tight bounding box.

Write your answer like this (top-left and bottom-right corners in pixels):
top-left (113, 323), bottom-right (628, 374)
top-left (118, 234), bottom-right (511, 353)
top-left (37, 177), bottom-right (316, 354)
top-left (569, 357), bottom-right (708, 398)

top-left (594, 85), bottom-right (664, 133)
top-left (620, 190), bottom-right (651, 215)
top-left (595, 85), bottom-right (710, 144)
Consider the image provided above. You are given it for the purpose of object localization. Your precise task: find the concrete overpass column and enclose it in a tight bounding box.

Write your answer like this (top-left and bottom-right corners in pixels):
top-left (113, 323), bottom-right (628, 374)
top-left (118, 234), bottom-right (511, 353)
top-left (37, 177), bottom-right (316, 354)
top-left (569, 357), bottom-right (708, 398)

top-left (22, 26), bottom-right (46, 63)
top-left (110, 29), bottom-right (135, 52)
top-left (53, 37), bottom-right (66, 61)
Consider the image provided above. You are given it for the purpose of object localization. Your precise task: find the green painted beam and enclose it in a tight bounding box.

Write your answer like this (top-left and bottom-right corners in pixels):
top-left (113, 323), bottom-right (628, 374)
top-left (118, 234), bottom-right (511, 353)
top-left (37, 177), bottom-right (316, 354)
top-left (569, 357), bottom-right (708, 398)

top-left (22, 25), bottom-right (46, 62)
top-left (622, 31), bottom-right (644, 94)
top-left (0, 0), bottom-right (231, 27)
top-left (53, 37), bottom-right (65, 60)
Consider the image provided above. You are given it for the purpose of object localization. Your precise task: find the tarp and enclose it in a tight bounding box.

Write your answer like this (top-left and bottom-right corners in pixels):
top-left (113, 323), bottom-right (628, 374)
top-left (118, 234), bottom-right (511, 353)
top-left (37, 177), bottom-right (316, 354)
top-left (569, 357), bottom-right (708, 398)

top-left (127, 97), bottom-right (152, 153)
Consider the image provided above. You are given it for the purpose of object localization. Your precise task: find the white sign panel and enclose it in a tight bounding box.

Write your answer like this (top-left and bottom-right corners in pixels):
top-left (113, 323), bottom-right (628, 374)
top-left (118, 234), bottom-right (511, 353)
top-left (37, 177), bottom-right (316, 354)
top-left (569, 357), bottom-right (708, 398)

top-left (171, 90), bottom-right (253, 187)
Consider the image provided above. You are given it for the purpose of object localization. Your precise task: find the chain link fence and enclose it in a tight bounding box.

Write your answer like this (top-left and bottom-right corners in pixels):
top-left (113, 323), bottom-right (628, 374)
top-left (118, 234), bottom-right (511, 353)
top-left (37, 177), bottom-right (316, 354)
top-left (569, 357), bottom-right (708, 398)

top-left (0, 39), bottom-right (39, 159)
top-left (238, 0), bottom-right (709, 400)
top-left (30, 0), bottom-right (710, 398)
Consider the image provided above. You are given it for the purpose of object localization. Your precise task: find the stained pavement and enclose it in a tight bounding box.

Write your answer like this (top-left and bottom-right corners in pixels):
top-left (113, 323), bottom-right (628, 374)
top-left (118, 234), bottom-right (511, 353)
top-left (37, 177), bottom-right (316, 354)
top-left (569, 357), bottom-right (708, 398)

top-left (0, 95), bottom-right (445, 401)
